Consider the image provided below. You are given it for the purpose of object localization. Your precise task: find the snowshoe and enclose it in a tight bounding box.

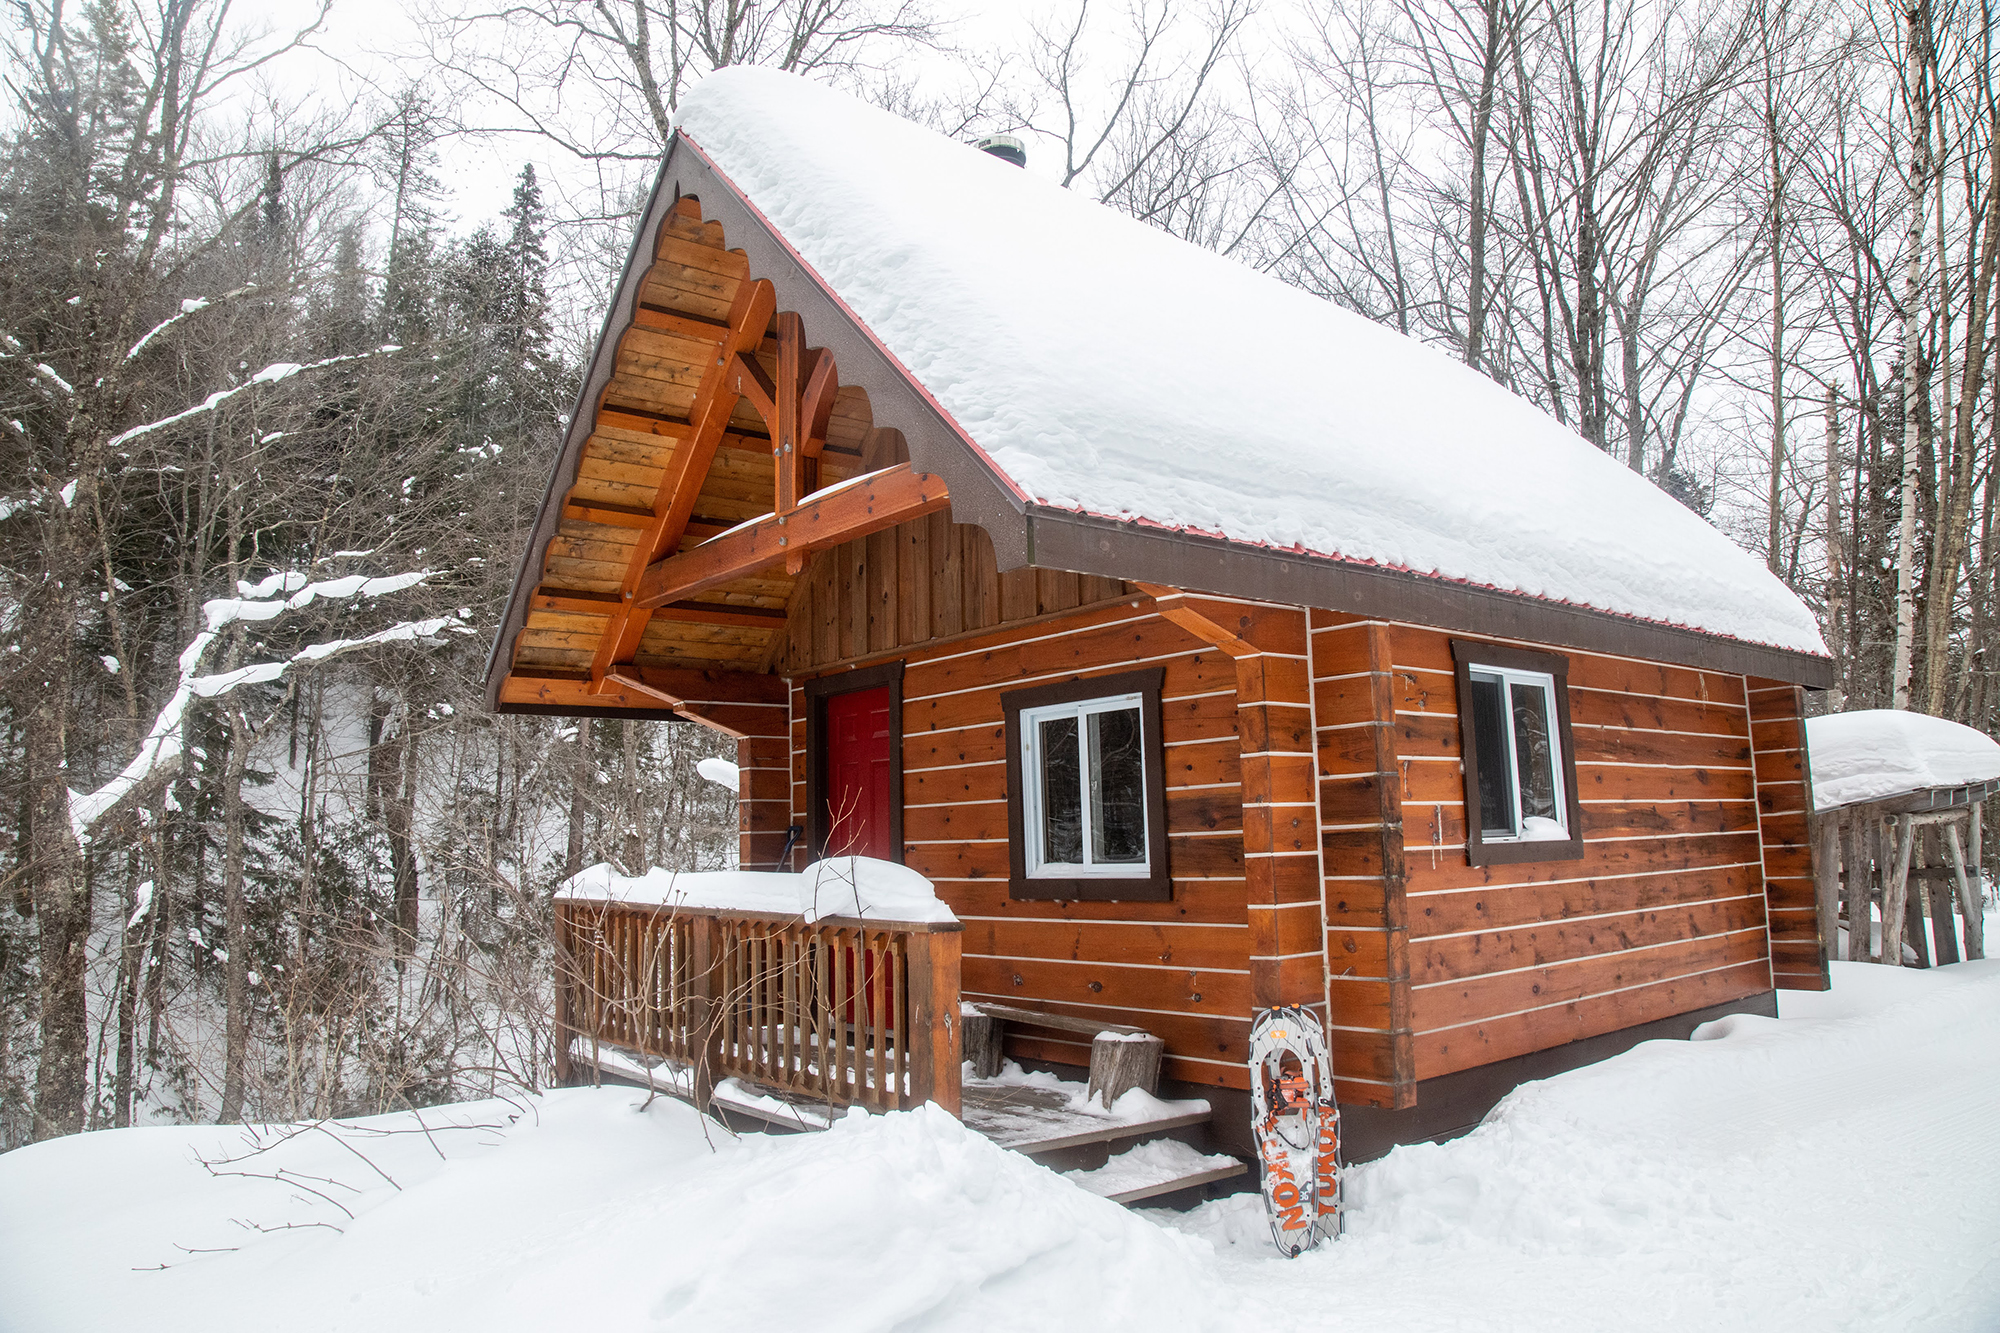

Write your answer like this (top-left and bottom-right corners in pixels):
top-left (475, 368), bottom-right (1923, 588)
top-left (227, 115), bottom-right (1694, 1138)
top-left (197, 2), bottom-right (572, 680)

top-left (1248, 1005), bottom-right (1340, 1256)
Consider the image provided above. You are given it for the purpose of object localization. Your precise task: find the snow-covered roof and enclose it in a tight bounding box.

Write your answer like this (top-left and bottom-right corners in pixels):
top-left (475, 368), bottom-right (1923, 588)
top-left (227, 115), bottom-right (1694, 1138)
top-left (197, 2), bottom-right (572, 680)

top-left (1806, 709), bottom-right (2000, 810)
top-left (670, 68), bottom-right (1828, 660)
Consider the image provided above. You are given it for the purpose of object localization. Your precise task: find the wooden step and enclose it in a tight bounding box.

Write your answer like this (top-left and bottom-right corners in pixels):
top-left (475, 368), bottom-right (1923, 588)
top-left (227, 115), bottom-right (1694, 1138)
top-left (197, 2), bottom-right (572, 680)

top-left (961, 1080), bottom-right (1212, 1156)
top-left (1064, 1138), bottom-right (1249, 1206)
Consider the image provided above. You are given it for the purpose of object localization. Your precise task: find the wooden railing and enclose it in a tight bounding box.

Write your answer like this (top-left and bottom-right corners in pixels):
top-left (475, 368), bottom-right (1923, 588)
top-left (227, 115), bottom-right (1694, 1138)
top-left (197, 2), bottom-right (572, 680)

top-left (553, 898), bottom-right (963, 1117)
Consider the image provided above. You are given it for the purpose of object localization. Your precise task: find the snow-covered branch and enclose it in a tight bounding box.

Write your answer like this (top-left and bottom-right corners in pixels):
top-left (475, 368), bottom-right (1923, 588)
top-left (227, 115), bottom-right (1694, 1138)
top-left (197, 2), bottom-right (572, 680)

top-left (124, 283), bottom-right (261, 363)
top-left (0, 332), bottom-right (76, 401)
top-left (68, 570), bottom-right (463, 841)
top-left (106, 345), bottom-right (399, 451)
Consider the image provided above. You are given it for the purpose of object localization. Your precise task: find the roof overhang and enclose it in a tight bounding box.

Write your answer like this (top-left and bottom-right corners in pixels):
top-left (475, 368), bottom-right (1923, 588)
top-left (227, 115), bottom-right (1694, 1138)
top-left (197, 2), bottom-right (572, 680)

top-left (484, 131), bottom-right (1836, 710)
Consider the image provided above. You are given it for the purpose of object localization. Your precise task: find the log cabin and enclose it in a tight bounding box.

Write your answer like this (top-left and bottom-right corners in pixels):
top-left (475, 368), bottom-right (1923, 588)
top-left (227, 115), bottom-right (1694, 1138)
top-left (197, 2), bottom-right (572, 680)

top-left (483, 67), bottom-right (1837, 1164)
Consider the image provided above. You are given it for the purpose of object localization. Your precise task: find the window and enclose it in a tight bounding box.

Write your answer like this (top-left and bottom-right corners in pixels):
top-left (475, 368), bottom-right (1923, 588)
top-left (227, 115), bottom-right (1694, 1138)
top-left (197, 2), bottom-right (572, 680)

top-left (1451, 641), bottom-right (1583, 866)
top-left (1002, 668), bottom-right (1169, 901)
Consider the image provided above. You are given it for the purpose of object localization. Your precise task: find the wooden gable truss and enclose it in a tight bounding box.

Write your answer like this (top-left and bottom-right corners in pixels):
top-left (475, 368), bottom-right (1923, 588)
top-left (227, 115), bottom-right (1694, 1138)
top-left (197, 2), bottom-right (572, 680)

top-left (494, 197), bottom-right (948, 731)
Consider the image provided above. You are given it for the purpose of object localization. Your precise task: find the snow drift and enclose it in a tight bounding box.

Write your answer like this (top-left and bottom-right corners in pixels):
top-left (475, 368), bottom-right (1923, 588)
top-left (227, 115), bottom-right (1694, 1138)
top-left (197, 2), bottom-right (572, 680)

top-left (5, 958), bottom-right (1998, 1331)
top-left (671, 68), bottom-right (1827, 658)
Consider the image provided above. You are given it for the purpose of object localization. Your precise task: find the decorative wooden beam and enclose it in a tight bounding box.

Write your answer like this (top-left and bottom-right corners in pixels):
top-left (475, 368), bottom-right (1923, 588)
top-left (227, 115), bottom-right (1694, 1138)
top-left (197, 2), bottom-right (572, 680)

top-left (650, 600), bottom-right (789, 628)
top-left (773, 313), bottom-right (804, 516)
top-left (1134, 583), bottom-right (1259, 659)
top-left (799, 348), bottom-right (838, 455)
top-left (586, 275), bottom-right (778, 683)
top-left (727, 312), bottom-right (841, 573)
top-left (634, 464), bottom-right (949, 609)
top-left (499, 669), bottom-right (790, 737)
top-left (595, 406), bottom-right (698, 440)
top-left (532, 587), bottom-right (623, 615)
top-left (562, 501), bottom-right (655, 530)
top-left (601, 668), bottom-right (681, 707)
top-left (631, 304), bottom-right (732, 343)
top-left (727, 350), bottom-right (778, 422)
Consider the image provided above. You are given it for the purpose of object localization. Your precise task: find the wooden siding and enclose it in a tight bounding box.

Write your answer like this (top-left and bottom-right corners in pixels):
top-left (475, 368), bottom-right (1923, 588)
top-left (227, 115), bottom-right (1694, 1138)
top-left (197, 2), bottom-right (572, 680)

top-left (1747, 678), bottom-right (1829, 990)
top-left (1146, 592), bottom-right (1324, 1014)
top-left (735, 733), bottom-right (792, 870)
top-left (1382, 623), bottom-right (1776, 1082)
top-left (764, 596), bottom-right (1264, 1093)
top-left (740, 589), bottom-right (1816, 1105)
top-left (777, 502), bottom-right (1131, 675)
top-left (1309, 614), bottom-right (1416, 1108)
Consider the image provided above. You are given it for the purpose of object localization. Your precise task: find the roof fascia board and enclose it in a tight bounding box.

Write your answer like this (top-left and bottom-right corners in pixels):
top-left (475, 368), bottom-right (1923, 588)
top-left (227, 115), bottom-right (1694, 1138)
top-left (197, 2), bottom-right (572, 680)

top-left (1025, 506), bottom-right (1838, 688)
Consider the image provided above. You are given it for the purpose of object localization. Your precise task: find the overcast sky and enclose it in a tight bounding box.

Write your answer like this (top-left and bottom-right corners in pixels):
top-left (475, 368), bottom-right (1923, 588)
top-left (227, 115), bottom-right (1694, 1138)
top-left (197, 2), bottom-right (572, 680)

top-left (249, 0), bottom-right (1056, 234)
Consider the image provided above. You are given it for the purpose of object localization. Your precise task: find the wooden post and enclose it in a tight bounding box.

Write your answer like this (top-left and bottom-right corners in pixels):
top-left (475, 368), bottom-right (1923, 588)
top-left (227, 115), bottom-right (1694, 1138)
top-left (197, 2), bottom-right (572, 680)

top-left (962, 1011), bottom-right (1003, 1079)
top-left (1882, 815), bottom-right (1916, 966)
top-left (903, 923), bottom-right (963, 1118)
top-left (1930, 823), bottom-right (1962, 965)
top-left (1846, 813), bottom-right (1873, 962)
top-left (1088, 1033), bottom-right (1165, 1109)
top-left (1813, 812), bottom-right (1841, 966)
top-left (689, 917), bottom-right (719, 1109)
top-left (1947, 818), bottom-right (1984, 961)
top-left (552, 904), bottom-right (576, 1088)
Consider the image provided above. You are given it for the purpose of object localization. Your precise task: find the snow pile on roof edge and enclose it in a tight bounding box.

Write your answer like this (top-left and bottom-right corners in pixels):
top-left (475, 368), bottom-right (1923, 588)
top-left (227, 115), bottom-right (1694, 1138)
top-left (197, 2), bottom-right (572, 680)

top-left (1806, 708), bottom-right (2000, 809)
top-left (671, 67), bottom-right (1828, 659)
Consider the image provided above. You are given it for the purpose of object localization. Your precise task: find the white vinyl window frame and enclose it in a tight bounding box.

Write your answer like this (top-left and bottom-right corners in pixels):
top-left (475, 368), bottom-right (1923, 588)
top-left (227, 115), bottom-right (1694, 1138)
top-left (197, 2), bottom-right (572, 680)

top-left (1466, 664), bottom-right (1570, 843)
top-left (1018, 690), bottom-right (1152, 878)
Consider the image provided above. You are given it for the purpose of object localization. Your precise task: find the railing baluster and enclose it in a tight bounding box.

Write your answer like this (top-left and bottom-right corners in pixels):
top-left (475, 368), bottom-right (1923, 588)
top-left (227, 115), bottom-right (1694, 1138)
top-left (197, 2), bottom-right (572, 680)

top-left (891, 935), bottom-right (907, 1108)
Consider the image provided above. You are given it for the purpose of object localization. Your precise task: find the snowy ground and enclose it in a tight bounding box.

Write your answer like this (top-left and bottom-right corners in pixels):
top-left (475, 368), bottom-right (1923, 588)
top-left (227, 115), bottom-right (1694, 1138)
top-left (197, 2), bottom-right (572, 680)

top-left (4, 960), bottom-right (1997, 1332)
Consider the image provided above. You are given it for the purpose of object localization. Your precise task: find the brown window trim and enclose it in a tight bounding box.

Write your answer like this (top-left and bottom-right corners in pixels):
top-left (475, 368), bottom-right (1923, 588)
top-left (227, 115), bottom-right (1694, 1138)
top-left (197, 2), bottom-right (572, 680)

top-left (804, 661), bottom-right (904, 863)
top-left (1002, 667), bottom-right (1170, 902)
top-left (1450, 639), bottom-right (1585, 867)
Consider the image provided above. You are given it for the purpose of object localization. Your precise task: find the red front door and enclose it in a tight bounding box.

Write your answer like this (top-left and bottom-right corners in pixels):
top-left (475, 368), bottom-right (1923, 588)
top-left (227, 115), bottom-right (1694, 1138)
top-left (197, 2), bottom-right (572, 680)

top-left (823, 685), bottom-right (894, 860)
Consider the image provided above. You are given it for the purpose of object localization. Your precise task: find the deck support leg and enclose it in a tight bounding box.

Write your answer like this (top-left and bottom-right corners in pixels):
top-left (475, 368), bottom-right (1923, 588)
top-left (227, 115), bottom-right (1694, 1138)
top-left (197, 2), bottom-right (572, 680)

top-left (1813, 812), bottom-right (1841, 966)
top-left (1844, 815), bottom-right (1872, 963)
top-left (1929, 826), bottom-right (1961, 965)
top-left (1882, 815), bottom-right (1916, 966)
top-left (1948, 820), bottom-right (1983, 961)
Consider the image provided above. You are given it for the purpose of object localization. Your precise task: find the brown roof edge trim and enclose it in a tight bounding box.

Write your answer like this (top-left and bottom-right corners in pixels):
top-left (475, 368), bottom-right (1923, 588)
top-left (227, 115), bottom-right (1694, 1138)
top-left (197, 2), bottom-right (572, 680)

top-left (1024, 508), bottom-right (1838, 688)
top-left (481, 149), bottom-right (686, 713)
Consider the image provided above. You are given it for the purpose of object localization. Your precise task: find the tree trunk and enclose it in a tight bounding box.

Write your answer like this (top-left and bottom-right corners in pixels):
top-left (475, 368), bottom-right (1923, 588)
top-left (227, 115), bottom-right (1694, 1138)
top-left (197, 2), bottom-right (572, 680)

top-left (28, 681), bottom-right (89, 1141)
top-left (1922, 125), bottom-right (2000, 714)
top-left (621, 720), bottom-right (644, 874)
top-left (389, 702), bottom-right (419, 955)
top-left (566, 721), bottom-right (592, 879)
top-left (1463, 0), bottom-right (1505, 373)
top-left (218, 702), bottom-right (253, 1124)
top-left (112, 856), bottom-right (145, 1128)
top-left (1824, 385), bottom-right (1846, 711)
top-left (1891, 0), bottom-right (1931, 711)
top-left (1766, 118), bottom-right (1786, 573)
